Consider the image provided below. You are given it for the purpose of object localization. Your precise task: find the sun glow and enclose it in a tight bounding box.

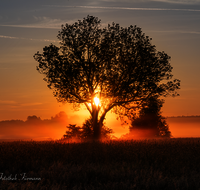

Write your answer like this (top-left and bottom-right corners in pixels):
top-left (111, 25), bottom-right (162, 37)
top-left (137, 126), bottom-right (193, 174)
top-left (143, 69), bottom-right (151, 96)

top-left (94, 97), bottom-right (100, 107)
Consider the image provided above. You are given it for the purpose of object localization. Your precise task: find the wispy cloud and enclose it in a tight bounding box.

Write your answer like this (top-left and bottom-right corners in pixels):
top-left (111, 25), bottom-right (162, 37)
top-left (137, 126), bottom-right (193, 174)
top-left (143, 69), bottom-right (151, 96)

top-left (100, 0), bottom-right (200, 4)
top-left (0, 24), bottom-right (60, 29)
top-left (149, 30), bottom-right (200, 35)
top-left (49, 5), bottom-right (200, 12)
top-left (152, 0), bottom-right (200, 5)
top-left (0, 16), bottom-right (78, 30)
top-left (0, 100), bottom-right (43, 107)
top-left (31, 16), bottom-right (64, 29)
top-left (0, 17), bottom-right (64, 29)
top-left (0, 35), bottom-right (18, 39)
top-left (0, 34), bottom-right (58, 42)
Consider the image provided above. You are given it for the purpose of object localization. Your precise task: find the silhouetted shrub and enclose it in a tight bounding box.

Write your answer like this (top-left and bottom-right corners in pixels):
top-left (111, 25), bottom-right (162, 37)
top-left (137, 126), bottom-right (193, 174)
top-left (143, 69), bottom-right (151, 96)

top-left (129, 97), bottom-right (171, 138)
top-left (63, 117), bottom-right (113, 141)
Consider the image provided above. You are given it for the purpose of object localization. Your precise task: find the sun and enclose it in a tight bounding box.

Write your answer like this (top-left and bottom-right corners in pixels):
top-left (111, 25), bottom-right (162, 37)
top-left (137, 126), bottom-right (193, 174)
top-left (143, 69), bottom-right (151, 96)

top-left (94, 97), bottom-right (100, 107)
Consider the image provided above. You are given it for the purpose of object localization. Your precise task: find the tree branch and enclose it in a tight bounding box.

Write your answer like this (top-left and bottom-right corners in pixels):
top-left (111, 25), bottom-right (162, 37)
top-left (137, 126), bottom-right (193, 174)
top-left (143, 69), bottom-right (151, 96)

top-left (84, 102), bottom-right (92, 115)
top-left (99, 103), bottom-right (116, 123)
top-left (69, 92), bottom-right (89, 103)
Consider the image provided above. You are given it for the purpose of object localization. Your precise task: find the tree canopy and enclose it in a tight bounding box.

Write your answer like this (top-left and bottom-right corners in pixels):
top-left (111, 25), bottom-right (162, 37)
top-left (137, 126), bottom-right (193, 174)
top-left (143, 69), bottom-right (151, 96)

top-left (34, 15), bottom-right (180, 140)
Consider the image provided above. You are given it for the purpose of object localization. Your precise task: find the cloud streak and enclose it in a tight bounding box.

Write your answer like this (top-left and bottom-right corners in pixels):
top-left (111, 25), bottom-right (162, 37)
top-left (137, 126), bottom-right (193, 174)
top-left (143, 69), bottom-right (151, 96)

top-left (0, 100), bottom-right (43, 107)
top-left (0, 16), bottom-right (64, 29)
top-left (149, 30), bottom-right (200, 35)
top-left (48, 5), bottom-right (200, 12)
top-left (101, 0), bottom-right (200, 3)
top-left (0, 34), bottom-right (58, 42)
top-left (0, 100), bottom-right (17, 105)
top-left (0, 35), bottom-right (18, 39)
top-left (0, 24), bottom-right (60, 29)
top-left (152, 0), bottom-right (200, 5)
top-left (0, 17), bottom-right (78, 29)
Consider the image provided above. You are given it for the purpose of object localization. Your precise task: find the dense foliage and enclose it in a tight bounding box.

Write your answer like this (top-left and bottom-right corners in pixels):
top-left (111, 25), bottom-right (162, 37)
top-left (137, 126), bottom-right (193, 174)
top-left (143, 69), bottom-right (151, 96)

top-left (129, 97), bottom-right (171, 138)
top-left (34, 15), bottom-right (180, 139)
top-left (63, 117), bottom-right (113, 141)
top-left (1, 139), bottom-right (200, 189)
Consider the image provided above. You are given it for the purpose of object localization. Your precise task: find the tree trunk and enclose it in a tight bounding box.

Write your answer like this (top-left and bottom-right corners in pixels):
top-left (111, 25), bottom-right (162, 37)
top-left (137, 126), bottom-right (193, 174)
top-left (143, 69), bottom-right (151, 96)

top-left (92, 106), bottom-right (101, 140)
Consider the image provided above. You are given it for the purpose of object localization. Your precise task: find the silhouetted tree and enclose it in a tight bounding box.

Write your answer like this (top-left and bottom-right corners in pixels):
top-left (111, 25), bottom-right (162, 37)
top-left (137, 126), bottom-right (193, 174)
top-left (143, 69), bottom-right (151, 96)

top-left (26, 115), bottom-right (41, 125)
top-left (63, 117), bottom-right (113, 141)
top-left (81, 117), bottom-right (113, 140)
top-left (63, 124), bottom-right (82, 140)
top-left (130, 96), bottom-right (171, 138)
top-left (34, 15), bottom-right (180, 140)
top-left (26, 115), bottom-right (41, 121)
top-left (81, 117), bottom-right (93, 140)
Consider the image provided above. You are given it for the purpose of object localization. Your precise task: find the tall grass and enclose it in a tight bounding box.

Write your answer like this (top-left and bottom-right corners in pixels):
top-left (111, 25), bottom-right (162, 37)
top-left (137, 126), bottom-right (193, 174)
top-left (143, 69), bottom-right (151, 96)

top-left (1, 138), bottom-right (200, 189)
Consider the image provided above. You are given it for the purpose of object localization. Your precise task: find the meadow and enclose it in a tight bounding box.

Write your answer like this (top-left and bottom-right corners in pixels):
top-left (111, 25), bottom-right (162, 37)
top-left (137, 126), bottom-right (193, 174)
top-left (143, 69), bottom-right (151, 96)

top-left (1, 138), bottom-right (200, 190)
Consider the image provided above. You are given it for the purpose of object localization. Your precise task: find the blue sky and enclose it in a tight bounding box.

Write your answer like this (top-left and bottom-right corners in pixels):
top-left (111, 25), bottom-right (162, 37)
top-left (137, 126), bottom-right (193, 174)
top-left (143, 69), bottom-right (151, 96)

top-left (0, 0), bottom-right (200, 124)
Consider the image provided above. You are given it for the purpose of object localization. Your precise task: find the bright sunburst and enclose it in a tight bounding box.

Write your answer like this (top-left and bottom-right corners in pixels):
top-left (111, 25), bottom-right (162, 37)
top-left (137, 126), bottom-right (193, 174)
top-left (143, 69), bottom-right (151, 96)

top-left (94, 97), bottom-right (100, 107)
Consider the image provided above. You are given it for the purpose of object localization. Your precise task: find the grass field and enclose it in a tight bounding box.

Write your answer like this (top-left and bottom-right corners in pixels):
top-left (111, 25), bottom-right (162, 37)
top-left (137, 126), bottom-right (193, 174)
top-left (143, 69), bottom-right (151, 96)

top-left (1, 138), bottom-right (200, 190)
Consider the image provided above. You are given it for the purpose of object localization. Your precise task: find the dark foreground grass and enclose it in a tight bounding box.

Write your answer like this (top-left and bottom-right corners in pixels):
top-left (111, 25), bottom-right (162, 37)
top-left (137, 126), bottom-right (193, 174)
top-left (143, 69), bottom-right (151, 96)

top-left (1, 138), bottom-right (200, 190)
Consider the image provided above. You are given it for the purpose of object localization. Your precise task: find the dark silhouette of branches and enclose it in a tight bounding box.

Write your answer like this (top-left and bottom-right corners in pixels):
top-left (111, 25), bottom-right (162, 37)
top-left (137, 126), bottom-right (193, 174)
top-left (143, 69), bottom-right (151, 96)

top-left (34, 15), bottom-right (180, 140)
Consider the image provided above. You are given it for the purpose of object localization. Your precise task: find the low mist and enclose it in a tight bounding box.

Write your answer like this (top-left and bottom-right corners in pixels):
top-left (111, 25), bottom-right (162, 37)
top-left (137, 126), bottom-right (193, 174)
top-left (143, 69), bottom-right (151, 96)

top-left (0, 111), bottom-right (70, 141)
top-left (1, 113), bottom-right (200, 141)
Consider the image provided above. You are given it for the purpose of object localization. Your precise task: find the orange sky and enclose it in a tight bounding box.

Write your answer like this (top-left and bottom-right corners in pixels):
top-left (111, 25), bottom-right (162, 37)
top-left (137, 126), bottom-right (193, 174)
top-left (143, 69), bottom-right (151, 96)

top-left (0, 0), bottom-right (200, 139)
